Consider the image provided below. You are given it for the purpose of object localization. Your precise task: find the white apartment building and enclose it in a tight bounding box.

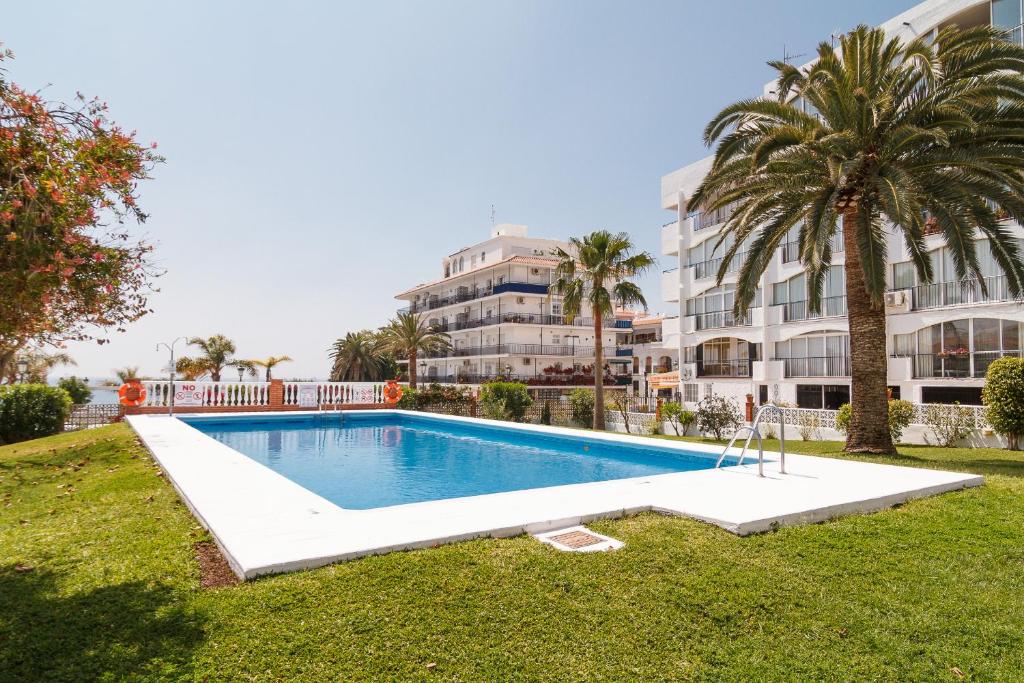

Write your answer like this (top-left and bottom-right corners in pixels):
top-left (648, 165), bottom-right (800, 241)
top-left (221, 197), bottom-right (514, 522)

top-left (394, 224), bottom-right (628, 387)
top-left (661, 0), bottom-right (1024, 410)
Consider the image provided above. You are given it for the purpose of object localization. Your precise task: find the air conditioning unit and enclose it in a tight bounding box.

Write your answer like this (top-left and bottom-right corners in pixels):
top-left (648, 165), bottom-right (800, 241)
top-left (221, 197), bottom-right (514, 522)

top-left (884, 290), bottom-right (911, 313)
top-left (516, 296), bottom-right (526, 304)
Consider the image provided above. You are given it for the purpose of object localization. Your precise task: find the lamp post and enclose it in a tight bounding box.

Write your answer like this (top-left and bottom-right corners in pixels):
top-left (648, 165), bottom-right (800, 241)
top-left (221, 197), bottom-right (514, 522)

top-left (418, 360), bottom-right (426, 386)
top-left (237, 366), bottom-right (245, 382)
top-left (505, 364), bottom-right (513, 380)
top-left (156, 337), bottom-right (185, 417)
top-left (15, 358), bottom-right (28, 384)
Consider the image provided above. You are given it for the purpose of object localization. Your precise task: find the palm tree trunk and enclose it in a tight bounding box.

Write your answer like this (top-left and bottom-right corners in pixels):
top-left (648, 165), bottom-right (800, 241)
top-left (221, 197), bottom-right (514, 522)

top-left (593, 312), bottom-right (606, 430)
top-left (409, 350), bottom-right (418, 389)
top-left (842, 206), bottom-right (896, 454)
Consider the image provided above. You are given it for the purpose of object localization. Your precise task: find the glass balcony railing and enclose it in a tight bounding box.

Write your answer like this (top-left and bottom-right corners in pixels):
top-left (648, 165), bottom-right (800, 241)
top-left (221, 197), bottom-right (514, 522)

top-left (908, 350), bottom-right (1022, 379)
top-left (421, 343), bottom-right (598, 360)
top-left (776, 356), bottom-right (850, 378)
top-left (781, 295), bottom-right (847, 322)
top-left (910, 275), bottom-right (1011, 310)
top-left (779, 231), bottom-right (844, 264)
top-left (399, 281), bottom-right (551, 314)
top-left (693, 309), bottom-right (753, 331)
top-left (693, 201), bottom-right (738, 232)
top-left (696, 359), bottom-right (752, 378)
top-left (690, 251), bottom-right (746, 280)
top-left (427, 313), bottom-right (620, 332)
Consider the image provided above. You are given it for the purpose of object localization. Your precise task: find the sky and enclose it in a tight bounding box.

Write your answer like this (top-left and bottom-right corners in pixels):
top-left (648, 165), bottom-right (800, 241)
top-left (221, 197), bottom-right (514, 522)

top-left (5, 0), bottom-right (917, 380)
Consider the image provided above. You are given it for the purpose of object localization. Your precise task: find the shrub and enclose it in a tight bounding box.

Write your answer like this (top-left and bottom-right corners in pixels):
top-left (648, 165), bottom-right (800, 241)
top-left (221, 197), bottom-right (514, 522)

top-left (569, 388), bottom-right (595, 428)
top-left (661, 401), bottom-right (695, 436)
top-left (0, 384), bottom-right (73, 444)
top-left (888, 399), bottom-right (914, 443)
top-left (836, 399), bottom-right (915, 443)
top-left (984, 356), bottom-right (1024, 449)
top-left (58, 376), bottom-right (92, 405)
top-left (836, 403), bottom-right (852, 433)
top-left (608, 398), bottom-right (632, 433)
top-left (395, 386), bottom-right (418, 410)
top-left (397, 384), bottom-right (472, 414)
top-left (796, 412), bottom-right (821, 441)
top-left (479, 382), bottom-right (532, 422)
top-left (540, 401), bottom-right (552, 426)
top-left (695, 394), bottom-right (741, 440)
top-left (922, 402), bottom-right (975, 448)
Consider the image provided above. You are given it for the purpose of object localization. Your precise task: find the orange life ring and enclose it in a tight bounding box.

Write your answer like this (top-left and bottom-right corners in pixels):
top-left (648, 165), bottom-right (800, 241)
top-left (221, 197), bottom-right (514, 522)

top-left (118, 381), bottom-right (147, 407)
top-left (383, 381), bottom-right (403, 405)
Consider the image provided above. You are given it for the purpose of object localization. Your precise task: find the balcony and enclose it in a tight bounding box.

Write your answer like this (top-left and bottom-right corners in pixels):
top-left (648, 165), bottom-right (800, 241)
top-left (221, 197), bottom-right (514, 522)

top-left (690, 252), bottom-right (745, 280)
top-left (399, 281), bottom-right (550, 314)
top-left (781, 296), bottom-right (847, 322)
top-left (777, 356), bottom-right (851, 378)
top-left (422, 343), bottom-right (598, 360)
top-left (661, 220), bottom-right (679, 256)
top-left (910, 275), bottom-right (1011, 311)
top-left (662, 268), bottom-right (680, 303)
top-left (429, 313), bottom-right (619, 332)
top-left (693, 309), bottom-right (753, 331)
top-left (779, 231), bottom-right (844, 264)
top-left (907, 350), bottom-right (1022, 379)
top-left (615, 347), bottom-right (633, 357)
top-left (696, 359), bottom-right (752, 378)
top-left (693, 201), bottom-right (737, 232)
top-left (422, 372), bottom-right (621, 386)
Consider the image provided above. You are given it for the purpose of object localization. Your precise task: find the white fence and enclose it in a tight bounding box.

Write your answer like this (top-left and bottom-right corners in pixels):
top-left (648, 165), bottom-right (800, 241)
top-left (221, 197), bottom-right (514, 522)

top-left (138, 381), bottom-right (388, 408)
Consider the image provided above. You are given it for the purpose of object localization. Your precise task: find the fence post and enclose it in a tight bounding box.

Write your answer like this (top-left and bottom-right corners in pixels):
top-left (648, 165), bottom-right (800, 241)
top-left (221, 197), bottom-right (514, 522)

top-left (269, 379), bottom-right (284, 409)
top-left (745, 394), bottom-right (754, 422)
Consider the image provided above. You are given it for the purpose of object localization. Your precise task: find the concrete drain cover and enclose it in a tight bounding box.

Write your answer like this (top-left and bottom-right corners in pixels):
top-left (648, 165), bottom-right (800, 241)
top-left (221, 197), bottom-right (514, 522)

top-left (534, 525), bottom-right (624, 553)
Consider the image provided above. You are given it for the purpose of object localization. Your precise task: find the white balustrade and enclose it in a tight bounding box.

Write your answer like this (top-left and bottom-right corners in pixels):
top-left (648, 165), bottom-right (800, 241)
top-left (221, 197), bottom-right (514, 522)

top-left (281, 382), bottom-right (385, 406)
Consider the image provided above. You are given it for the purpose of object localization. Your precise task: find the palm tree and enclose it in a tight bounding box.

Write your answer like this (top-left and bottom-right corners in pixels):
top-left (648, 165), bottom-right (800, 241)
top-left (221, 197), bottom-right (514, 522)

top-left (113, 366), bottom-right (140, 383)
top-left (176, 334), bottom-right (237, 382)
top-left (241, 355), bottom-right (293, 381)
top-left (329, 331), bottom-right (388, 382)
top-left (2, 351), bottom-right (76, 384)
top-left (690, 25), bottom-right (1024, 454)
top-left (378, 313), bottom-right (451, 388)
top-left (551, 231), bottom-right (654, 430)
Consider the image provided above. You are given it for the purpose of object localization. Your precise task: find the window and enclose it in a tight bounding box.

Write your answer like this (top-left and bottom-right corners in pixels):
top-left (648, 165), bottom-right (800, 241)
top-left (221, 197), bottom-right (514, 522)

top-left (551, 335), bottom-right (561, 345)
top-left (552, 303), bottom-right (562, 315)
top-left (891, 261), bottom-right (915, 290)
top-left (704, 383), bottom-right (714, 399)
top-left (683, 383), bottom-right (698, 402)
top-left (481, 251), bottom-right (486, 263)
top-left (471, 255), bottom-right (477, 268)
top-left (459, 256), bottom-right (464, 272)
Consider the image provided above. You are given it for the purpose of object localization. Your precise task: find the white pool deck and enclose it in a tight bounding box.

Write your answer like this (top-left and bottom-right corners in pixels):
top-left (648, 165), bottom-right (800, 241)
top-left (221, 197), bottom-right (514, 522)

top-left (127, 410), bottom-right (984, 580)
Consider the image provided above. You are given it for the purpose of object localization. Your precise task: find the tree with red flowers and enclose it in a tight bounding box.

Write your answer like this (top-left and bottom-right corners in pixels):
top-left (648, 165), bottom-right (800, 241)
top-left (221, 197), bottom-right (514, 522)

top-left (0, 45), bottom-right (162, 380)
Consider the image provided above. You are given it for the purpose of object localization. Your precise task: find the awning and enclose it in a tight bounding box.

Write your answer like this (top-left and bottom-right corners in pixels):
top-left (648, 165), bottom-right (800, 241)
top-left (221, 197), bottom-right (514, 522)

top-left (647, 370), bottom-right (679, 389)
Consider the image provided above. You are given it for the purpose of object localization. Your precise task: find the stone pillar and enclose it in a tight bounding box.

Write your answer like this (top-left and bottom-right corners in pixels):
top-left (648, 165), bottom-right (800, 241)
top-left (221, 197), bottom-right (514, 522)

top-left (269, 379), bottom-right (284, 409)
top-left (745, 393), bottom-right (754, 422)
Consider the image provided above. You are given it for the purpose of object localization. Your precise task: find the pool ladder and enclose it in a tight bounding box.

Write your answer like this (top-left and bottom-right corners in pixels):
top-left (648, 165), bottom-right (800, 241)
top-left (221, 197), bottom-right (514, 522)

top-left (714, 404), bottom-right (787, 478)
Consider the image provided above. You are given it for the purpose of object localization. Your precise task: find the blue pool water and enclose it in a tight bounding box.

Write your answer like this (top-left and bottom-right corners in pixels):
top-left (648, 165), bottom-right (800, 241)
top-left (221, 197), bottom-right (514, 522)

top-left (183, 413), bottom-right (734, 509)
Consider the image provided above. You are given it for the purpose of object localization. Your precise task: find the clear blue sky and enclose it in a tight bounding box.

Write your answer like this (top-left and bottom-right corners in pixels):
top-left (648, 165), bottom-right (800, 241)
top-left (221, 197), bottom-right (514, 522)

top-left (6, 0), bottom-right (915, 379)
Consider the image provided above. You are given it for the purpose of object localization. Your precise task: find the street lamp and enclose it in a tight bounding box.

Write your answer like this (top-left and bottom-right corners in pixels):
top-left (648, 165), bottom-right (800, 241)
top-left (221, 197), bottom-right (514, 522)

top-left (15, 358), bottom-right (28, 383)
top-left (156, 337), bottom-right (186, 417)
top-left (418, 360), bottom-right (426, 385)
top-left (505, 364), bottom-right (513, 379)
top-left (237, 366), bottom-right (245, 382)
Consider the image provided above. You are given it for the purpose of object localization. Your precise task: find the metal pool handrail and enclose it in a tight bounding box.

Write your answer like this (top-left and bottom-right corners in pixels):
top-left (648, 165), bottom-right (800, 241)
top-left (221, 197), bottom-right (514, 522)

top-left (714, 404), bottom-right (787, 478)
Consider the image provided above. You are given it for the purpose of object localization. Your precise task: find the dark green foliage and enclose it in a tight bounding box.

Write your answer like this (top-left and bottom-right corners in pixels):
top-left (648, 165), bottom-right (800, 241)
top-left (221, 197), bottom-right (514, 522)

top-left (479, 382), bottom-right (532, 422)
top-left (57, 377), bottom-right (92, 405)
top-left (984, 357), bottom-right (1024, 449)
top-left (540, 401), bottom-right (552, 426)
top-left (0, 384), bottom-right (73, 444)
top-left (694, 394), bottom-right (741, 440)
top-left (569, 388), bottom-right (595, 427)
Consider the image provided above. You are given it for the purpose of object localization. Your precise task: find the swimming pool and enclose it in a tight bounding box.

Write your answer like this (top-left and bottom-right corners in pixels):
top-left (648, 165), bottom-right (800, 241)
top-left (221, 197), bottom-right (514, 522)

top-left (184, 412), bottom-right (740, 509)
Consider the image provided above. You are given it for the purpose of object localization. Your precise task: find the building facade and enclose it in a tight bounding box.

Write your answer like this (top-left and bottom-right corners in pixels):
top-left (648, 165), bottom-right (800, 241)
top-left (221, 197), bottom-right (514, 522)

top-left (394, 224), bottom-right (631, 387)
top-left (660, 0), bottom-right (1024, 410)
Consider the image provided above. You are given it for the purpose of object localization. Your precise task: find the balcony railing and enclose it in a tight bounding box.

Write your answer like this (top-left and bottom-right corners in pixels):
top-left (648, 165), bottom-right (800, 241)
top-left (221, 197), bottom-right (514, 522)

top-left (696, 359), bottom-right (752, 378)
top-left (777, 356), bottom-right (850, 378)
top-left (421, 373), bottom-right (621, 386)
top-left (693, 309), bottom-right (752, 331)
top-left (910, 275), bottom-right (1012, 310)
top-left (428, 313), bottom-right (619, 332)
top-left (693, 201), bottom-right (737, 232)
top-left (399, 281), bottom-right (551, 314)
top-left (907, 350), bottom-right (1022, 379)
top-left (781, 295), bottom-right (847, 322)
top-left (779, 231), bottom-right (844, 264)
top-left (690, 251), bottom-right (746, 280)
top-left (422, 343), bottom-right (599, 359)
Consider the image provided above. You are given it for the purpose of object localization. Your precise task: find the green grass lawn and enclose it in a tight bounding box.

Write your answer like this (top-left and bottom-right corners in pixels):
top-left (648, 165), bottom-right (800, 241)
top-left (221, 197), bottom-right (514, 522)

top-left (2, 425), bottom-right (1024, 681)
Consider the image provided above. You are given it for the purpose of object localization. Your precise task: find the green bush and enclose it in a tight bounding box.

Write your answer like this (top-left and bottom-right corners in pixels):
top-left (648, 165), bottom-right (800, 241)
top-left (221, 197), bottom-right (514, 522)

top-left (695, 394), bottom-right (741, 440)
top-left (660, 401), bottom-right (694, 436)
top-left (835, 399), bottom-right (915, 443)
top-left (57, 376), bottom-right (92, 405)
top-left (395, 386), bottom-right (418, 410)
top-left (396, 384), bottom-right (471, 413)
top-left (984, 356), bottom-right (1024, 449)
top-left (0, 384), bottom-right (73, 444)
top-left (569, 388), bottom-right (594, 428)
top-left (479, 382), bottom-right (532, 422)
